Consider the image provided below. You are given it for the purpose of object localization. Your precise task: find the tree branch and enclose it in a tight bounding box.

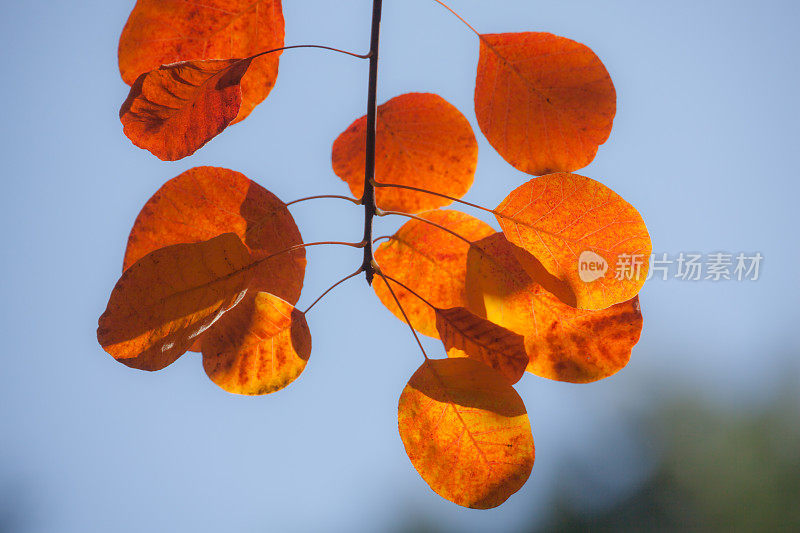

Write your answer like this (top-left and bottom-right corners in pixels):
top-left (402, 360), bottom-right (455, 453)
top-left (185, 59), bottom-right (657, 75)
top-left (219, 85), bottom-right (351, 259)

top-left (360, 0), bottom-right (384, 285)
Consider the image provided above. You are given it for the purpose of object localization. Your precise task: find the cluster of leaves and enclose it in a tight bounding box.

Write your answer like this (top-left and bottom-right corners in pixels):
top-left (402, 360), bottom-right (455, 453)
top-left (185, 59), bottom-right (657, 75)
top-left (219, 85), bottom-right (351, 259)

top-left (99, 0), bottom-right (651, 509)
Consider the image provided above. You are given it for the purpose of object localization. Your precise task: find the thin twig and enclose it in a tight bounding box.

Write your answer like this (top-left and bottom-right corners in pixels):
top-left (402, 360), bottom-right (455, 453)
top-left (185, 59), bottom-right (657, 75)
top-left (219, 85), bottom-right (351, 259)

top-left (375, 180), bottom-right (589, 245)
top-left (381, 273), bottom-right (437, 311)
top-left (286, 195), bottom-right (360, 207)
top-left (376, 269), bottom-right (429, 360)
top-left (372, 180), bottom-right (496, 215)
top-left (377, 210), bottom-right (475, 246)
top-left (304, 268), bottom-right (364, 315)
top-left (253, 44), bottom-right (370, 60)
top-left (429, 0), bottom-right (481, 37)
top-left (249, 241), bottom-right (364, 272)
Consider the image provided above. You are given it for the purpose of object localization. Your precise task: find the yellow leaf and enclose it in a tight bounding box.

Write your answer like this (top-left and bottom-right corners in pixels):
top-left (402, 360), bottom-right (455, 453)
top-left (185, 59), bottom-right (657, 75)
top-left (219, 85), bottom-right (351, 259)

top-left (202, 292), bottom-right (311, 395)
top-left (496, 172), bottom-right (651, 310)
top-left (373, 210), bottom-right (494, 338)
top-left (398, 358), bottom-right (534, 509)
top-left (466, 233), bottom-right (643, 383)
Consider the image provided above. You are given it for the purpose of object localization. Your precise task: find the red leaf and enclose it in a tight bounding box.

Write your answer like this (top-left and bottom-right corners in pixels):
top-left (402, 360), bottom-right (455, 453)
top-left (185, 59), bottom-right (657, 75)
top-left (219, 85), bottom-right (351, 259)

top-left (98, 233), bottom-right (254, 371)
top-left (475, 32), bottom-right (616, 175)
top-left (120, 59), bottom-right (253, 160)
top-left (434, 307), bottom-right (528, 384)
top-left (118, 0), bottom-right (285, 123)
top-left (332, 93), bottom-right (478, 213)
top-left (124, 166), bottom-right (306, 305)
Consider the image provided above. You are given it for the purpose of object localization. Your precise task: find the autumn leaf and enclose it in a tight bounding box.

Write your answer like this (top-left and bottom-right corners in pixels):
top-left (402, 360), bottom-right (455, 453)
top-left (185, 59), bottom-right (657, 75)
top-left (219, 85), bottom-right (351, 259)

top-left (475, 32), bottom-right (616, 175)
top-left (101, 0), bottom-right (651, 508)
top-left (373, 209), bottom-right (640, 383)
top-left (495, 172), bottom-right (651, 310)
top-left (120, 58), bottom-right (254, 160)
top-left (373, 210), bottom-right (494, 338)
top-left (332, 93), bottom-right (478, 213)
top-left (434, 307), bottom-right (528, 384)
top-left (118, 0), bottom-right (285, 123)
top-left (466, 233), bottom-right (643, 383)
top-left (202, 292), bottom-right (311, 395)
top-left (124, 166), bottom-right (306, 305)
top-left (398, 357), bottom-right (534, 509)
top-left (97, 233), bottom-right (254, 371)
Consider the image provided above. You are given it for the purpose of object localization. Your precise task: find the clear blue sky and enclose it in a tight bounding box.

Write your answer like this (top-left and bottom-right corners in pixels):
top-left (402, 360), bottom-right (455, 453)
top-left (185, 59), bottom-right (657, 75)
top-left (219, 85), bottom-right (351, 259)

top-left (1, 1), bottom-right (798, 531)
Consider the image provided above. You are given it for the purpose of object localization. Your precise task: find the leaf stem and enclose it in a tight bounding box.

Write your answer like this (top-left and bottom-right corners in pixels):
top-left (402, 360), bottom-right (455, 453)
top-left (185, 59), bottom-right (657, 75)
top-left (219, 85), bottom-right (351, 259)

top-left (253, 44), bottom-right (371, 60)
top-left (250, 240), bottom-right (365, 271)
top-left (303, 268), bottom-right (365, 315)
top-left (428, 0), bottom-right (480, 37)
top-left (376, 269), bottom-right (429, 360)
top-left (377, 210), bottom-right (475, 246)
top-left (380, 273), bottom-right (437, 312)
top-left (286, 194), bottom-right (360, 207)
top-left (372, 180), bottom-right (496, 215)
top-left (375, 180), bottom-right (593, 245)
top-left (360, 0), bottom-right (384, 286)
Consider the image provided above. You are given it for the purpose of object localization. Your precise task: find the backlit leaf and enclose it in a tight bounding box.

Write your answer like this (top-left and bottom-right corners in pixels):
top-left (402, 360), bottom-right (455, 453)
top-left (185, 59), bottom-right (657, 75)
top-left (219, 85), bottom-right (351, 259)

top-left (372, 210), bottom-right (639, 383)
top-left (373, 210), bottom-right (494, 338)
top-left (495, 172), bottom-right (651, 310)
top-left (475, 32), bottom-right (616, 175)
top-left (120, 58), bottom-right (253, 160)
top-left (124, 166), bottom-right (305, 305)
top-left (97, 233), bottom-right (253, 371)
top-left (332, 93), bottom-right (478, 213)
top-left (434, 307), bottom-right (528, 384)
top-left (118, 0), bottom-right (284, 123)
top-left (398, 358), bottom-right (534, 509)
top-left (202, 292), bottom-right (311, 395)
top-left (466, 233), bottom-right (643, 383)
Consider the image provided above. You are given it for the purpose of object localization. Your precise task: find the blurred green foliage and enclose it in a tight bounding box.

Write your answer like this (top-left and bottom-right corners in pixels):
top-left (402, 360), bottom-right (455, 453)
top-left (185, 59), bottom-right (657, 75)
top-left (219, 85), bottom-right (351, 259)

top-left (548, 394), bottom-right (800, 532)
top-left (396, 391), bottom-right (800, 533)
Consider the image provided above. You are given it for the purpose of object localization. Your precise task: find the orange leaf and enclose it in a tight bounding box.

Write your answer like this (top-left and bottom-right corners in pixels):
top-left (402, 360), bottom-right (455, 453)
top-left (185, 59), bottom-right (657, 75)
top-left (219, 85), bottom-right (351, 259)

top-left (124, 166), bottom-right (305, 305)
top-left (118, 0), bottom-right (284, 123)
top-left (475, 32), bottom-right (616, 175)
top-left (332, 93), bottom-right (478, 213)
top-left (202, 292), bottom-right (311, 395)
top-left (434, 307), bottom-right (528, 384)
top-left (466, 233), bottom-right (643, 383)
top-left (495, 172), bottom-right (651, 310)
top-left (120, 58), bottom-right (253, 160)
top-left (373, 210), bottom-right (494, 337)
top-left (97, 233), bottom-right (254, 371)
top-left (398, 358), bottom-right (534, 509)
